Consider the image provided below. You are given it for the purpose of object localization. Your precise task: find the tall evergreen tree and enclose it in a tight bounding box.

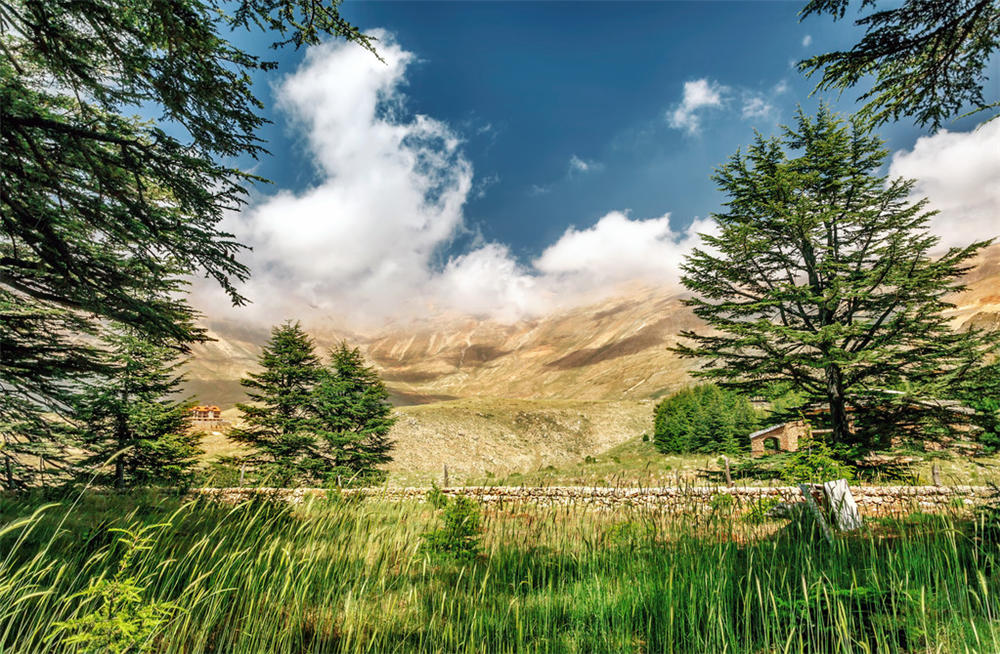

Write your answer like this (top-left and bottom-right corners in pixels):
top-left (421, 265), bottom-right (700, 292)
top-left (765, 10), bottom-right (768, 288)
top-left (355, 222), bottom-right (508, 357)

top-left (311, 343), bottom-right (395, 486)
top-left (1, 395), bottom-right (77, 491)
top-left (676, 106), bottom-right (998, 450)
top-left (231, 321), bottom-right (322, 485)
top-left (76, 330), bottom-right (202, 490)
top-left (0, 0), bottom-right (377, 449)
top-left (798, 0), bottom-right (999, 129)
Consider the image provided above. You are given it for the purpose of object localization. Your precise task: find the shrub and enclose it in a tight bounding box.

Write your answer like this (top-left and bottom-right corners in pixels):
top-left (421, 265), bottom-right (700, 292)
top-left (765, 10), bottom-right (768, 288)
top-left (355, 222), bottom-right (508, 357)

top-left (653, 384), bottom-right (759, 455)
top-left (420, 496), bottom-right (483, 562)
top-left (780, 438), bottom-right (855, 484)
top-left (742, 497), bottom-right (781, 524)
top-left (49, 523), bottom-right (180, 654)
top-left (426, 481), bottom-right (449, 510)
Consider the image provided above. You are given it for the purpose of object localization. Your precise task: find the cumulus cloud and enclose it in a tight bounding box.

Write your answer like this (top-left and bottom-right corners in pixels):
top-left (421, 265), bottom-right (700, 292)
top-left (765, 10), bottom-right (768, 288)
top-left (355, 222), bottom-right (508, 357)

top-left (802, 34), bottom-right (813, 47)
top-left (668, 78), bottom-right (727, 134)
top-left (195, 32), bottom-right (471, 325)
top-left (536, 212), bottom-right (714, 287)
top-left (194, 33), bottom-right (713, 328)
top-left (889, 121), bottom-right (1000, 248)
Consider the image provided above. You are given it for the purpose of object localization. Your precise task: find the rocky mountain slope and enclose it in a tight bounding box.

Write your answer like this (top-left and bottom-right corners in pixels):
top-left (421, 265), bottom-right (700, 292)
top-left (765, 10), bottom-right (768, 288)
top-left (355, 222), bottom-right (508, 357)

top-left (185, 244), bottom-right (1000, 409)
top-left (183, 284), bottom-right (704, 407)
top-left (187, 244), bottom-right (999, 479)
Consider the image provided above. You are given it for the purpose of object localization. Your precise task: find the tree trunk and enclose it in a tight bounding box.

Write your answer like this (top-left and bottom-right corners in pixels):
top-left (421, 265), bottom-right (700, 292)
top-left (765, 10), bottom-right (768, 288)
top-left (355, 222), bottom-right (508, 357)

top-left (115, 414), bottom-right (128, 491)
top-left (825, 364), bottom-right (852, 445)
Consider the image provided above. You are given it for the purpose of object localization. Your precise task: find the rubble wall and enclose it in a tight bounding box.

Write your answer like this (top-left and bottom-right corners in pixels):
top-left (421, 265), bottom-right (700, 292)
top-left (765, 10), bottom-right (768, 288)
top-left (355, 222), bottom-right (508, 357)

top-left (193, 485), bottom-right (996, 516)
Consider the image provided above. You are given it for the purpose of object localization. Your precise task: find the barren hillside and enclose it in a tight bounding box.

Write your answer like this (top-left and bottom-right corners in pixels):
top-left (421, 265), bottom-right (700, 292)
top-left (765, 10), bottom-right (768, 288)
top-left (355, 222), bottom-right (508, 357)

top-left (183, 284), bottom-right (703, 407)
top-left (184, 243), bottom-right (1000, 409)
top-left (186, 245), bottom-right (999, 478)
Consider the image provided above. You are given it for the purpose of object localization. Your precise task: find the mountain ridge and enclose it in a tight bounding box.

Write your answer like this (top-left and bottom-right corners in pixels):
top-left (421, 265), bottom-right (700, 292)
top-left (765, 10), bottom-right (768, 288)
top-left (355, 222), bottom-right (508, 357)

top-left (183, 244), bottom-right (1000, 408)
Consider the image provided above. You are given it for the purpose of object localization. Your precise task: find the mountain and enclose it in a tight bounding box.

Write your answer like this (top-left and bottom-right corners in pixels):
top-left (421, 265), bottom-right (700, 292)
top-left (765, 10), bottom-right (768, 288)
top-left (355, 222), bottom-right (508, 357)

top-left (186, 244), bottom-right (999, 482)
top-left (364, 285), bottom-right (702, 404)
top-left (183, 285), bottom-right (700, 407)
top-left (184, 243), bottom-right (1000, 409)
top-left (949, 243), bottom-right (1000, 332)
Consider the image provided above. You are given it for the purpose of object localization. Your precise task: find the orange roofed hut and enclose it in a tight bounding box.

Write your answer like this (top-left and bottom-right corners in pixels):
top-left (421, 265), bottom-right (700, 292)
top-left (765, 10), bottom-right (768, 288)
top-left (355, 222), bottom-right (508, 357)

top-left (190, 405), bottom-right (223, 421)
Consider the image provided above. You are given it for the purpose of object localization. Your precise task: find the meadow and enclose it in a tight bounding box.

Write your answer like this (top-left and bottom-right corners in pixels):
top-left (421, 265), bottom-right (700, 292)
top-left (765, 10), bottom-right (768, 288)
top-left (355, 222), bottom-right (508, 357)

top-left (2, 489), bottom-right (1000, 653)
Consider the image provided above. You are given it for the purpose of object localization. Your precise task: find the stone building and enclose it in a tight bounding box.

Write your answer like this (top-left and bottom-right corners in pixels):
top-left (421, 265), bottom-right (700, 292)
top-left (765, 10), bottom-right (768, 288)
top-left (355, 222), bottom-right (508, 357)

top-left (749, 420), bottom-right (808, 458)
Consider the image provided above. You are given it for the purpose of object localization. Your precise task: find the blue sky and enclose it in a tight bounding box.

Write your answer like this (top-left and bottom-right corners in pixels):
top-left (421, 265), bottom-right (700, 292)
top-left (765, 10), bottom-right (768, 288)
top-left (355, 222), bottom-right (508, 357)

top-left (200, 1), bottom-right (998, 328)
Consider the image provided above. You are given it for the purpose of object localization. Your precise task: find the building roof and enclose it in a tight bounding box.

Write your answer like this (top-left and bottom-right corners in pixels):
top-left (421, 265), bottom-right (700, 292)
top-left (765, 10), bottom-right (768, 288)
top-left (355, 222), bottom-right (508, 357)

top-left (748, 423), bottom-right (788, 440)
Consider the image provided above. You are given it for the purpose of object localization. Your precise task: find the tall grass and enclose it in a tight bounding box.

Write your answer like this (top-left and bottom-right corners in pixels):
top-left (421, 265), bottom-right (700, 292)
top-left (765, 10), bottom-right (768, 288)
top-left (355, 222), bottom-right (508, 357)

top-left (1, 490), bottom-right (998, 653)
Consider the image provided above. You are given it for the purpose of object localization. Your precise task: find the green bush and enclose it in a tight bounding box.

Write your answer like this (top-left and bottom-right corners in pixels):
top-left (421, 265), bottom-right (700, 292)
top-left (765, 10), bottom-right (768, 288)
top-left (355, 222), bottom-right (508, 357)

top-left (780, 438), bottom-right (855, 484)
top-left (421, 495), bottom-right (482, 562)
top-left (49, 524), bottom-right (180, 653)
top-left (742, 497), bottom-right (781, 524)
top-left (653, 384), bottom-right (759, 455)
top-left (426, 481), bottom-right (449, 510)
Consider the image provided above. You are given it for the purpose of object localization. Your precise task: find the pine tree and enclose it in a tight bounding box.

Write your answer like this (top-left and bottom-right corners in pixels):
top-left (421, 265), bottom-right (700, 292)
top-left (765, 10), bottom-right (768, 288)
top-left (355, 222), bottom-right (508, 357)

top-left (311, 343), bottom-right (395, 486)
top-left (231, 322), bottom-right (322, 486)
top-left (676, 106), bottom-right (999, 450)
top-left (0, 396), bottom-right (77, 491)
top-left (76, 330), bottom-right (202, 490)
top-left (653, 385), bottom-right (759, 454)
top-left (0, 0), bottom-right (377, 462)
top-left (798, 0), bottom-right (999, 129)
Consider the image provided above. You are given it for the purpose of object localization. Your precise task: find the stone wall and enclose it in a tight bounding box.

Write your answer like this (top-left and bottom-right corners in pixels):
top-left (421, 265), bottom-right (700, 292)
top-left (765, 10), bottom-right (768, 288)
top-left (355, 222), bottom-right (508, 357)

top-left (193, 485), bottom-right (996, 516)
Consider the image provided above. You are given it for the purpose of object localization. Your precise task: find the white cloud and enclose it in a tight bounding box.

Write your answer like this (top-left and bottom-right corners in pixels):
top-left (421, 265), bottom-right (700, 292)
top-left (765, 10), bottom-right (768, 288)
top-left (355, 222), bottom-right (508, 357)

top-left (536, 212), bottom-right (716, 288)
top-left (194, 33), bottom-right (713, 328)
top-left (802, 34), bottom-right (813, 47)
top-left (198, 32), bottom-right (472, 325)
top-left (668, 78), bottom-right (727, 134)
top-left (889, 121), bottom-right (1000, 248)
top-left (568, 154), bottom-right (592, 173)
top-left (741, 95), bottom-right (774, 121)
top-left (432, 244), bottom-right (544, 321)
top-left (474, 173), bottom-right (500, 199)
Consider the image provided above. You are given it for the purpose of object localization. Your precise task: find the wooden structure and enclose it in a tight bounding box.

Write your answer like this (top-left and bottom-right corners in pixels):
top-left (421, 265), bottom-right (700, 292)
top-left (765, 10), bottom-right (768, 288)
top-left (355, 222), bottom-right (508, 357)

top-left (749, 420), bottom-right (807, 458)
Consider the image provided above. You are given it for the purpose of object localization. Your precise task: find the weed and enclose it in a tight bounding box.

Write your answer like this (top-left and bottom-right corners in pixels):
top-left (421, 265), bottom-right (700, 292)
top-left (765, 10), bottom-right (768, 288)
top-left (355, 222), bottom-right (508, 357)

top-left (742, 497), bottom-right (781, 524)
top-left (48, 524), bottom-right (180, 654)
top-left (420, 495), bottom-right (482, 562)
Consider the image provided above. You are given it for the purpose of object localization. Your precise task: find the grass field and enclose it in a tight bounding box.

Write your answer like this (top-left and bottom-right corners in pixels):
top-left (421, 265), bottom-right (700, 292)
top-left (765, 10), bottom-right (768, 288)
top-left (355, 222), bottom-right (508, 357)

top-left (2, 490), bottom-right (1000, 653)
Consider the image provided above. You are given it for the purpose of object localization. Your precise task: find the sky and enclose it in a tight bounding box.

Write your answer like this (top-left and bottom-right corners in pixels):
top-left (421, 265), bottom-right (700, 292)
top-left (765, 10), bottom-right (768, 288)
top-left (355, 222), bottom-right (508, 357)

top-left (193, 1), bottom-right (1000, 330)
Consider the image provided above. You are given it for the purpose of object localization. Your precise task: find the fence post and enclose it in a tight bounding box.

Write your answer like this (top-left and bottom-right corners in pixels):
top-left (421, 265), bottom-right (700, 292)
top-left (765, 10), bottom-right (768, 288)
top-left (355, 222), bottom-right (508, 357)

top-left (722, 456), bottom-right (733, 488)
